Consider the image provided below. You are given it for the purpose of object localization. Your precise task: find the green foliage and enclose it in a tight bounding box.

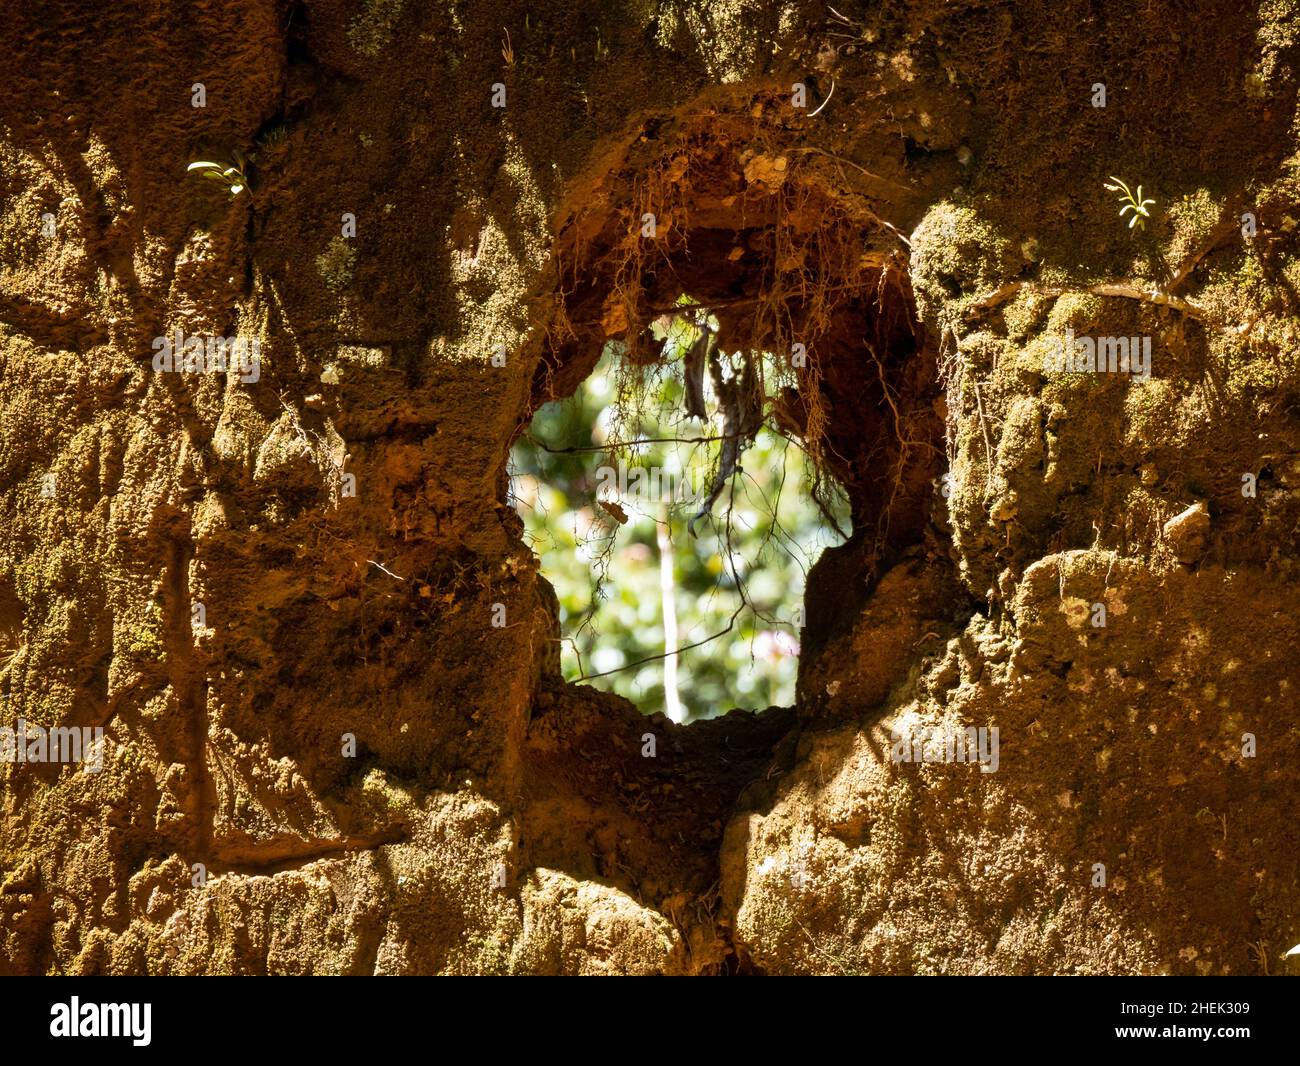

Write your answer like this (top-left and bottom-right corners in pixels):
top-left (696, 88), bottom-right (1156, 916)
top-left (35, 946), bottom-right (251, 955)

top-left (511, 312), bottom-right (846, 721)
top-left (1104, 176), bottom-right (1155, 231)
top-left (186, 152), bottom-right (251, 199)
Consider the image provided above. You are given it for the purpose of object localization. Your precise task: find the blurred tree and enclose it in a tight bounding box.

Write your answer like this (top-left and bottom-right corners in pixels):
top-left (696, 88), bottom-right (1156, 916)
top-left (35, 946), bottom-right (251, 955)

top-left (510, 309), bottom-right (847, 721)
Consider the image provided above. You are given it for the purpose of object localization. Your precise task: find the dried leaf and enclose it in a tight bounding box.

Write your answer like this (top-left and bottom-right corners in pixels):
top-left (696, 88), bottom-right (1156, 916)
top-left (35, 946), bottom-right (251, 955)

top-left (598, 500), bottom-right (629, 525)
top-left (682, 327), bottom-right (710, 421)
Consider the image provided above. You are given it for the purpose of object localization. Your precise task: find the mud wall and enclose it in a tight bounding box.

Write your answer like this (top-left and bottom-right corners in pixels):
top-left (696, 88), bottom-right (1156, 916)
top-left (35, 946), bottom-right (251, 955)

top-left (1, 0), bottom-right (1297, 974)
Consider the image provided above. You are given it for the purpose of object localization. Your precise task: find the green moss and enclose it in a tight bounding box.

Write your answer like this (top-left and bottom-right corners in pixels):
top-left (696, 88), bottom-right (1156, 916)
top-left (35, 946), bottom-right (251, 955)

top-left (911, 200), bottom-right (1014, 322)
top-left (1164, 187), bottom-right (1222, 268)
top-left (1121, 379), bottom-right (1179, 445)
top-left (1043, 291), bottom-right (1105, 334)
top-left (124, 600), bottom-right (165, 661)
top-left (1001, 290), bottom-right (1052, 343)
top-left (359, 767), bottom-right (417, 821)
top-left (349, 0), bottom-right (405, 59)
top-left (465, 933), bottom-right (513, 975)
top-left (1253, 0), bottom-right (1300, 90)
top-left (316, 237), bottom-right (356, 292)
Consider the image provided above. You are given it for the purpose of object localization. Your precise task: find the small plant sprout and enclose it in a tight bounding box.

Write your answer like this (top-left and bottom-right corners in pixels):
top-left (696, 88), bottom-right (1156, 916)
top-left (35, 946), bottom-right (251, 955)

top-left (502, 28), bottom-right (515, 68)
top-left (1104, 176), bottom-right (1155, 230)
top-left (256, 123), bottom-right (288, 153)
top-left (186, 152), bottom-right (251, 199)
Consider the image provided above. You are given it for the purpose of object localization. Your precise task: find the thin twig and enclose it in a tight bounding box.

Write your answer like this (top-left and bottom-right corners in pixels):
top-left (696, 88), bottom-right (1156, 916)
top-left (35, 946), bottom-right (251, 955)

top-left (807, 78), bottom-right (836, 118)
top-left (367, 559), bottom-right (406, 581)
top-left (525, 430), bottom-right (749, 454)
top-left (575, 603), bottom-right (746, 681)
top-left (788, 147), bottom-right (915, 196)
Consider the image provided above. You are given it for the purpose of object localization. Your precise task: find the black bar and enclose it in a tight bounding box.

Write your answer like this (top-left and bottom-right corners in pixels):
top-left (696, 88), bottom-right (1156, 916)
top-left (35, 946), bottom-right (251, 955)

top-left (0, 976), bottom-right (1291, 1054)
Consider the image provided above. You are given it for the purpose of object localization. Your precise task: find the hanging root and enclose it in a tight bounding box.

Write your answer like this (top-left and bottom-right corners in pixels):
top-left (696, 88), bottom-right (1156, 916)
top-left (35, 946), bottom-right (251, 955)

top-left (534, 97), bottom-right (922, 539)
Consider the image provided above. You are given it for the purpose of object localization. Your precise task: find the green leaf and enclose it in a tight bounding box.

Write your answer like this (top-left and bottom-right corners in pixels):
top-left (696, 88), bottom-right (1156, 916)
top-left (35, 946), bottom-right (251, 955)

top-left (187, 160), bottom-right (224, 172)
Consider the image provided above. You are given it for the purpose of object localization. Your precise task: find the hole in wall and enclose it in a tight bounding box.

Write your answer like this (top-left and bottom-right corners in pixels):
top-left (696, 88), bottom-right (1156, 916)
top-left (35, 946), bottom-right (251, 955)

top-left (514, 106), bottom-right (946, 722)
top-left (511, 311), bottom-right (849, 721)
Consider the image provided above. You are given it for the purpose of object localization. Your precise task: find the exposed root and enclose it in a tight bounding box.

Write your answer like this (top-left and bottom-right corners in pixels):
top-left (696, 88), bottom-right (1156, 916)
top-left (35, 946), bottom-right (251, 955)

top-left (964, 280), bottom-right (1208, 322)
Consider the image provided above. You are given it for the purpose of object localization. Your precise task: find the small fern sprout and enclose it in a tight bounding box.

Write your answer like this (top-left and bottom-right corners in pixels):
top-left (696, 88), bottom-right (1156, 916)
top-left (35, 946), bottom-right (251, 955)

top-left (187, 151), bottom-right (252, 200)
top-left (1104, 176), bottom-right (1155, 230)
